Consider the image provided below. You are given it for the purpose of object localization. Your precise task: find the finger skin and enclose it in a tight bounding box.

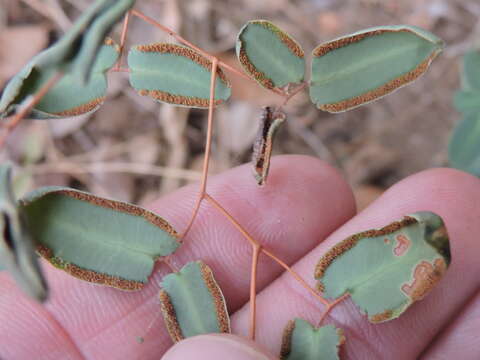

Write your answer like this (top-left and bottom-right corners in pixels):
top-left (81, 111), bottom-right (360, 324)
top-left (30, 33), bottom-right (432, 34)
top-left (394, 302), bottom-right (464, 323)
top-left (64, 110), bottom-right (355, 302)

top-left (232, 168), bottom-right (480, 359)
top-left (420, 290), bottom-right (480, 359)
top-left (0, 155), bottom-right (355, 359)
top-left (162, 334), bottom-right (276, 360)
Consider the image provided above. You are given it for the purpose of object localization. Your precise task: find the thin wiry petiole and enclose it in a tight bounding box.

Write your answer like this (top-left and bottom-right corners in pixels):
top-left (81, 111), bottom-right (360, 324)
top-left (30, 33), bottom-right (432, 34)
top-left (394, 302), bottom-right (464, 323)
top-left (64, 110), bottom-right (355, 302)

top-left (249, 244), bottom-right (262, 340)
top-left (178, 58), bottom-right (219, 241)
top-left (113, 10), bottom-right (132, 71)
top-left (0, 71), bottom-right (63, 148)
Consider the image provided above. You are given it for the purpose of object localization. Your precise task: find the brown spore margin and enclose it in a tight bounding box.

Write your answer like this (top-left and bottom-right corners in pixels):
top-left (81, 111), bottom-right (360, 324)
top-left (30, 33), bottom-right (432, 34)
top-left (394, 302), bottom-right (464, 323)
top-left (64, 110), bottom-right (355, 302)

top-left (312, 28), bottom-right (442, 113)
top-left (238, 21), bottom-right (304, 90)
top-left (279, 319), bottom-right (296, 359)
top-left (52, 97), bottom-right (105, 117)
top-left (251, 20), bottom-right (305, 58)
top-left (159, 290), bottom-right (184, 342)
top-left (41, 189), bottom-right (179, 239)
top-left (135, 43), bottom-right (231, 108)
top-left (369, 309), bottom-right (394, 323)
top-left (401, 258), bottom-right (447, 302)
top-left (315, 216), bottom-right (418, 290)
top-left (37, 245), bottom-right (144, 290)
top-left (199, 261), bottom-right (231, 334)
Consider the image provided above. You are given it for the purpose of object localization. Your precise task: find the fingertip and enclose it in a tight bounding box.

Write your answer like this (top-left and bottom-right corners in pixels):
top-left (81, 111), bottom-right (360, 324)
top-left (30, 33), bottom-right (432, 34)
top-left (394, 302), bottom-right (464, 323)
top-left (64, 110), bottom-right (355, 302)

top-left (161, 334), bottom-right (276, 360)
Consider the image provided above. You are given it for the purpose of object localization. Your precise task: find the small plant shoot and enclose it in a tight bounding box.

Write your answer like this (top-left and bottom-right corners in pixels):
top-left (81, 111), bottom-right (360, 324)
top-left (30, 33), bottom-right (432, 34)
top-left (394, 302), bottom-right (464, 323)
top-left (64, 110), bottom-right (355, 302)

top-left (0, 0), bottom-right (451, 358)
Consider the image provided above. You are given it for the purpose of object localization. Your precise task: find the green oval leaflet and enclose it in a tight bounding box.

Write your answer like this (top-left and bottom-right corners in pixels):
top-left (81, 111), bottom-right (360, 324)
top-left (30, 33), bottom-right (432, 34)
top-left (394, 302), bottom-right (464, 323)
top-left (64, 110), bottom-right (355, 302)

top-left (19, 186), bottom-right (180, 290)
top-left (236, 20), bottom-right (305, 90)
top-left (315, 212), bottom-right (450, 323)
top-left (159, 260), bottom-right (230, 342)
top-left (309, 25), bottom-right (444, 112)
top-left (128, 43), bottom-right (231, 108)
top-left (448, 112), bottom-right (480, 176)
top-left (1, 39), bottom-right (119, 119)
top-left (0, 0), bottom-right (134, 118)
top-left (280, 319), bottom-right (345, 360)
top-left (0, 164), bottom-right (47, 302)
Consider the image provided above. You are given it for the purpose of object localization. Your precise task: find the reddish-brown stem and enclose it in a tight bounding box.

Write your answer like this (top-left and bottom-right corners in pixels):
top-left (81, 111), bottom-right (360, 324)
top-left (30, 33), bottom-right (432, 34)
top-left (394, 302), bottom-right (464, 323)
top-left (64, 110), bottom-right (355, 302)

top-left (317, 293), bottom-right (350, 327)
top-left (179, 58), bottom-right (219, 240)
top-left (0, 71), bottom-right (63, 148)
top-left (249, 244), bottom-right (261, 340)
top-left (130, 9), bottom-right (262, 87)
top-left (204, 193), bottom-right (331, 310)
top-left (113, 10), bottom-right (131, 71)
top-left (261, 248), bottom-right (330, 307)
top-left (110, 67), bottom-right (131, 73)
top-left (275, 81), bottom-right (308, 113)
top-left (162, 256), bottom-right (179, 273)
top-left (203, 193), bottom-right (259, 247)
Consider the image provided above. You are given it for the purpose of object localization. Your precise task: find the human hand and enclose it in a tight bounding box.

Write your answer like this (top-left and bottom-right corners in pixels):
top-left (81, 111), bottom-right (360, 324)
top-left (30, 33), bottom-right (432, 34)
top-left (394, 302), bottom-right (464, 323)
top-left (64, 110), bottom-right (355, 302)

top-left (1, 155), bottom-right (479, 359)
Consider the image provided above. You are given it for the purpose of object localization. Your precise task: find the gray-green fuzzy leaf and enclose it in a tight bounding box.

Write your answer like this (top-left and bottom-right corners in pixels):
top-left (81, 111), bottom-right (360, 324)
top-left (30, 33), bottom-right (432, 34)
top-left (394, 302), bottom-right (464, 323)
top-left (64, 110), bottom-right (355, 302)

top-left (236, 20), bottom-right (305, 90)
top-left (309, 25), bottom-right (444, 112)
top-left (1, 40), bottom-right (119, 119)
top-left (159, 261), bottom-right (230, 342)
top-left (0, 164), bottom-right (47, 302)
top-left (280, 319), bottom-right (345, 360)
top-left (315, 212), bottom-right (450, 323)
top-left (19, 187), bottom-right (180, 290)
top-left (0, 0), bottom-right (133, 118)
top-left (448, 112), bottom-right (480, 175)
top-left (128, 43), bottom-right (231, 108)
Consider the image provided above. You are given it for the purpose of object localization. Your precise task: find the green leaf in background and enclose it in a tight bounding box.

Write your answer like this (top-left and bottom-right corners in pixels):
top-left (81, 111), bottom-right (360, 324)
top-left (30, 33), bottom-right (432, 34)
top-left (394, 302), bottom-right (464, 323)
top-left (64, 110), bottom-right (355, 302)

top-left (19, 187), bottom-right (180, 290)
top-left (159, 260), bottom-right (230, 342)
top-left (461, 50), bottom-right (480, 91)
top-left (280, 319), bottom-right (345, 360)
top-left (0, 164), bottom-right (47, 302)
top-left (453, 90), bottom-right (480, 115)
top-left (448, 112), bottom-right (480, 175)
top-left (236, 20), bottom-right (305, 90)
top-left (309, 25), bottom-right (444, 112)
top-left (1, 39), bottom-right (119, 119)
top-left (315, 212), bottom-right (450, 323)
top-left (252, 107), bottom-right (286, 186)
top-left (128, 43), bottom-right (231, 108)
top-left (0, 0), bottom-right (134, 118)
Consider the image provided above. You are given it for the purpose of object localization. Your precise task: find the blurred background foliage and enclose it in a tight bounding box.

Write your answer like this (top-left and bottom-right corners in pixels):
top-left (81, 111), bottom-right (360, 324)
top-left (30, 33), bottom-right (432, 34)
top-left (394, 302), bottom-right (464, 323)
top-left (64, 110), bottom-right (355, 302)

top-left (0, 0), bottom-right (479, 210)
